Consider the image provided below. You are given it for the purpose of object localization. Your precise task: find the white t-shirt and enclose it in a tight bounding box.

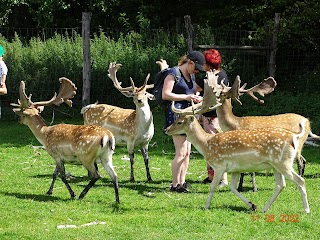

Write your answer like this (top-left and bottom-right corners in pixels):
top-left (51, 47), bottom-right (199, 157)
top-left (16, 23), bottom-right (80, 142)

top-left (0, 60), bottom-right (8, 76)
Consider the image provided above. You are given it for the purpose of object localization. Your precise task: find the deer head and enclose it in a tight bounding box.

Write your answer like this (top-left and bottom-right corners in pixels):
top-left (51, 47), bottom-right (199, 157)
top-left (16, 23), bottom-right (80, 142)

top-left (107, 62), bottom-right (155, 105)
top-left (11, 77), bottom-right (77, 119)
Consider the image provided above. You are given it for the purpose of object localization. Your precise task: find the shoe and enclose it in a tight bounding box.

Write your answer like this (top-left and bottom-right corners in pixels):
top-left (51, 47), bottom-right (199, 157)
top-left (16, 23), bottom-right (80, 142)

top-left (219, 181), bottom-right (228, 188)
top-left (202, 177), bottom-right (212, 184)
top-left (182, 182), bottom-right (192, 189)
top-left (170, 184), bottom-right (189, 193)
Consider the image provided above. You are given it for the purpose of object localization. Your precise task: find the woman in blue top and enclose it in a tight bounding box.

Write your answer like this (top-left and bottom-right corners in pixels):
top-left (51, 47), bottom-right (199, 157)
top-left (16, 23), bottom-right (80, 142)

top-left (162, 51), bottom-right (205, 192)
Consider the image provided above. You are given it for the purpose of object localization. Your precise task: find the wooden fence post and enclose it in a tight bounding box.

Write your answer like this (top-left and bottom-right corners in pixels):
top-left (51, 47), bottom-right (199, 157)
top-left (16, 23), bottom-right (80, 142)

top-left (184, 15), bottom-right (193, 52)
top-left (269, 13), bottom-right (280, 77)
top-left (82, 12), bottom-right (92, 107)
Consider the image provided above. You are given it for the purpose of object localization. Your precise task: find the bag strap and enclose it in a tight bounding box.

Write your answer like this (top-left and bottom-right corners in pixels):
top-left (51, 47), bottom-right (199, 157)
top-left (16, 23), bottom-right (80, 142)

top-left (171, 66), bottom-right (181, 83)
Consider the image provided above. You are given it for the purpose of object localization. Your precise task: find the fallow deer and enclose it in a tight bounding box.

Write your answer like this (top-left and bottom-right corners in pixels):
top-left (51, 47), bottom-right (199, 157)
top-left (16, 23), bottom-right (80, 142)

top-left (11, 78), bottom-right (119, 203)
top-left (165, 81), bottom-right (310, 213)
top-left (210, 74), bottom-right (319, 190)
top-left (81, 63), bottom-right (155, 182)
top-left (157, 59), bottom-right (319, 191)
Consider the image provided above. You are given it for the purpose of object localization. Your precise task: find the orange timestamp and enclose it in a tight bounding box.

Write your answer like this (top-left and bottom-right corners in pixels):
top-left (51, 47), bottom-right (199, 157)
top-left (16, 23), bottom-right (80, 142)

top-left (251, 214), bottom-right (299, 223)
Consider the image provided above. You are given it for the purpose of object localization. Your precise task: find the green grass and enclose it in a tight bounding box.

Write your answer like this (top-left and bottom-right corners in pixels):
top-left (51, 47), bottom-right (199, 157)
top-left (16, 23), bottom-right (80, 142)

top-left (1, 110), bottom-right (320, 240)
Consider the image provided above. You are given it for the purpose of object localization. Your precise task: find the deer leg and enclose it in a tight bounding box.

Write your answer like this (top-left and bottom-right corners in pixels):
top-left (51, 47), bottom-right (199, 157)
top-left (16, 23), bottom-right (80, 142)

top-left (230, 172), bottom-right (257, 211)
top-left (261, 170), bottom-right (285, 213)
top-left (281, 168), bottom-right (310, 214)
top-left (251, 172), bottom-right (257, 192)
top-left (87, 162), bottom-right (99, 178)
top-left (101, 156), bottom-right (120, 204)
top-left (205, 170), bottom-right (224, 209)
top-left (237, 173), bottom-right (245, 192)
top-left (128, 150), bottom-right (135, 182)
top-left (57, 162), bottom-right (76, 199)
top-left (47, 166), bottom-right (59, 195)
top-left (298, 155), bottom-right (306, 177)
top-left (141, 146), bottom-right (152, 182)
top-left (79, 162), bottom-right (101, 200)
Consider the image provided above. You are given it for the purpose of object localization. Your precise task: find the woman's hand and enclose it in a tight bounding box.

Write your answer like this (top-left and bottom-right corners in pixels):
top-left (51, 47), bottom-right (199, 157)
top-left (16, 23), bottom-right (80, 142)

top-left (188, 94), bottom-right (203, 103)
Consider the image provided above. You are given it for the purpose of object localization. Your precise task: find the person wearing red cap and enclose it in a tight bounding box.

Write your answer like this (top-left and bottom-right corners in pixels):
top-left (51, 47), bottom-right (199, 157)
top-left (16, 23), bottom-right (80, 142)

top-left (196, 49), bottom-right (229, 186)
top-left (0, 45), bottom-right (8, 95)
top-left (163, 51), bottom-right (205, 192)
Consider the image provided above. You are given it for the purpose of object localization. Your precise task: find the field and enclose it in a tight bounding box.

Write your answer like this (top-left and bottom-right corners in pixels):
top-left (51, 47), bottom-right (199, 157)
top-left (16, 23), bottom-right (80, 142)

top-left (1, 110), bottom-right (320, 240)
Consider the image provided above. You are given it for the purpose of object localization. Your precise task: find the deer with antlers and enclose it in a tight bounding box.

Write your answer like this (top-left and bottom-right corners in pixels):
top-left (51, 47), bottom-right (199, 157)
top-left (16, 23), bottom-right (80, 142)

top-left (81, 63), bottom-right (155, 182)
top-left (11, 78), bottom-right (119, 203)
top-left (157, 59), bottom-right (319, 192)
top-left (165, 71), bottom-right (310, 213)
top-left (212, 74), bottom-right (319, 191)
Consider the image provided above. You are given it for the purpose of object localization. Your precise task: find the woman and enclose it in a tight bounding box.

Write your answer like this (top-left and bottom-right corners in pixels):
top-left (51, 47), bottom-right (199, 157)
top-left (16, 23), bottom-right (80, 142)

top-left (0, 45), bottom-right (8, 95)
top-left (162, 51), bottom-right (205, 192)
top-left (196, 48), bottom-right (229, 186)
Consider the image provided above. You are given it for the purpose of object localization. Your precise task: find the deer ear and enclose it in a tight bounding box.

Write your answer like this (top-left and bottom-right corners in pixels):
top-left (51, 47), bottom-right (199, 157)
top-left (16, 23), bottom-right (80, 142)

top-left (146, 92), bottom-right (155, 100)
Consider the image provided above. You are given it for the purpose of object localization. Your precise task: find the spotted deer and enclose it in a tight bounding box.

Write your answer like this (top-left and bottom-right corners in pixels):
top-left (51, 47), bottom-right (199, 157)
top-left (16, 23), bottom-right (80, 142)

top-left (157, 59), bottom-right (319, 191)
top-left (81, 63), bottom-right (155, 182)
top-left (210, 74), bottom-right (319, 191)
top-left (11, 78), bottom-right (119, 203)
top-left (165, 92), bottom-right (310, 213)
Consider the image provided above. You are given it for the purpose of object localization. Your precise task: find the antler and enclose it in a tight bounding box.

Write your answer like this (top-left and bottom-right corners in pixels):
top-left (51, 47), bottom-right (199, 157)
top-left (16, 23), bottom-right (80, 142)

top-left (232, 76), bottom-right (277, 104)
top-left (32, 77), bottom-right (77, 107)
top-left (11, 78), bottom-right (77, 110)
top-left (171, 70), bottom-right (222, 115)
top-left (107, 62), bottom-right (133, 92)
top-left (156, 59), bottom-right (169, 71)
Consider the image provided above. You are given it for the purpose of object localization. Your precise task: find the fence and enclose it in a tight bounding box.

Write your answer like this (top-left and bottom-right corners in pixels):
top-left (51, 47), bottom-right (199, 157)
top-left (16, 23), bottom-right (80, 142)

top-left (0, 24), bottom-right (319, 119)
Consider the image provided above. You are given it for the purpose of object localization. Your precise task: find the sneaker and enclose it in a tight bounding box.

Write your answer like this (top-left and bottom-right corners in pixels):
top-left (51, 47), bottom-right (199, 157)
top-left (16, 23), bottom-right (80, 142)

top-left (218, 181), bottom-right (228, 188)
top-left (170, 184), bottom-right (189, 193)
top-left (182, 182), bottom-right (192, 189)
top-left (202, 177), bottom-right (212, 184)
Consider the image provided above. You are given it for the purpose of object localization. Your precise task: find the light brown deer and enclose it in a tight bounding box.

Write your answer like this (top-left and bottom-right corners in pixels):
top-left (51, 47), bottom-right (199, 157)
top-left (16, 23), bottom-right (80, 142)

top-left (11, 78), bottom-right (119, 203)
top-left (81, 63), bottom-right (155, 182)
top-left (157, 59), bottom-right (319, 191)
top-left (211, 74), bottom-right (319, 190)
top-left (165, 99), bottom-right (310, 213)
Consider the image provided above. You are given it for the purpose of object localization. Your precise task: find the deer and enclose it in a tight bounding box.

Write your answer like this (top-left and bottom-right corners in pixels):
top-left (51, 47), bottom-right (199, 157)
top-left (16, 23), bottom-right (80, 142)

top-left (157, 59), bottom-right (319, 192)
top-left (81, 62), bottom-right (155, 182)
top-left (165, 71), bottom-right (310, 213)
top-left (11, 78), bottom-right (119, 204)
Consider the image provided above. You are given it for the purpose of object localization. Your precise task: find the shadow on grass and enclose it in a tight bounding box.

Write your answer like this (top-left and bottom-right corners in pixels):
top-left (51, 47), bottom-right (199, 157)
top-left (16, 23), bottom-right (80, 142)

top-left (0, 191), bottom-right (66, 202)
top-left (31, 173), bottom-right (171, 197)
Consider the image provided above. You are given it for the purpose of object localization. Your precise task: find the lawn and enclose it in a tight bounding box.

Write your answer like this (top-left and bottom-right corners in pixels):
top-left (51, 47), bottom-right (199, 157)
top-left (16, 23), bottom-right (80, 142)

top-left (0, 110), bottom-right (320, 240)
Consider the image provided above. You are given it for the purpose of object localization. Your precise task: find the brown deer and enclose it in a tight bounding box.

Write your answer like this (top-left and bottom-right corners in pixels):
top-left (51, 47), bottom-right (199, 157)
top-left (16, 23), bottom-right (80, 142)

top-left (11, 78), bottom-right (119, 203)
top-left (211, 74), bottom-right (319, 191)
top-left (81, 63), bottom-right (155, 182)
top-left (165, 89), bottom-right (310, 213)
top-left (157, 59), bottom-right (319, 191)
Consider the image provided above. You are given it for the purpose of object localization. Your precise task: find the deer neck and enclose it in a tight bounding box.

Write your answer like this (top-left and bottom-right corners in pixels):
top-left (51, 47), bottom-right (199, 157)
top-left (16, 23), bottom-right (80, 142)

top-left (216, 98), bottom-right (240, 131)
top-left (185, 119), bottom-right (213, 158)
top-left (25, 115), bottom-right (48, 146)
top-left (135, 103), bottom-right (153, 129)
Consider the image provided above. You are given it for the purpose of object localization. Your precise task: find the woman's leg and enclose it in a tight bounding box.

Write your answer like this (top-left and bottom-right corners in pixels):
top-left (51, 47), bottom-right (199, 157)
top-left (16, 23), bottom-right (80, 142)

top-left (171, 135), bottom-right (191, 187)
top-left (202, 116), bottom-right (219, 181)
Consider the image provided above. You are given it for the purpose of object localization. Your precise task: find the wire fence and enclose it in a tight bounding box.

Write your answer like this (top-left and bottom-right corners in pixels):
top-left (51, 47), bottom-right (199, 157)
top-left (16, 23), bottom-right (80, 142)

top-left (0, 26), bottom-right (319, 119)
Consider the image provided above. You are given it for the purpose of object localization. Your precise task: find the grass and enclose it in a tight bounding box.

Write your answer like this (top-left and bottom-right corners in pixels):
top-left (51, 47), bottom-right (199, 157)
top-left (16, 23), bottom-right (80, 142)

top-left (1, 110), bottom-right (320, 240)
